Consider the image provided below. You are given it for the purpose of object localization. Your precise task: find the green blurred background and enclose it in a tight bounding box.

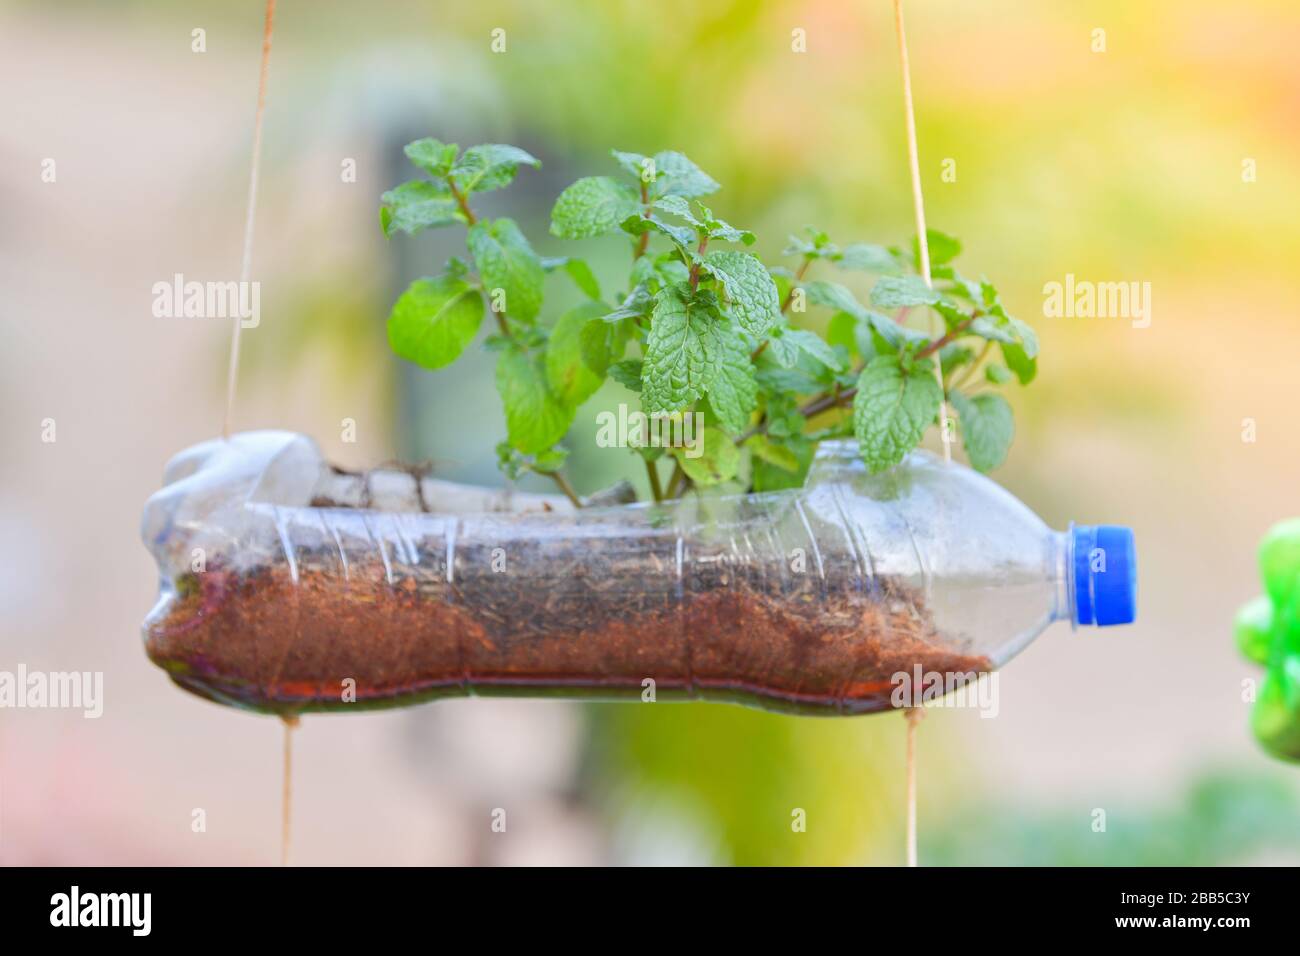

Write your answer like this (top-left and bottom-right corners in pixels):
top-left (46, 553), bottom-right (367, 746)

top-left (2, 0), bottom-right (1299, 864)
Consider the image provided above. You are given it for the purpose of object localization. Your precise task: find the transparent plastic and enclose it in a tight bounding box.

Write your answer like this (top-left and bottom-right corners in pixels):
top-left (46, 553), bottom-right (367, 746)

top-left (142, 431), bottom-right (1078, 716)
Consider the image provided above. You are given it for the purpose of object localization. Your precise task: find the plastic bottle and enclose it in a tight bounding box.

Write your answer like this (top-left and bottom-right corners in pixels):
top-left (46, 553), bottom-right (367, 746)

top-left (141, 431), bottom-right (1136, 716)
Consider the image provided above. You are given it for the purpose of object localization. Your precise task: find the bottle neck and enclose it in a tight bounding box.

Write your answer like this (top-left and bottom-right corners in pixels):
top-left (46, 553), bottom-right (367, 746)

top-left (1053, 530), bottom-right (1077, 628)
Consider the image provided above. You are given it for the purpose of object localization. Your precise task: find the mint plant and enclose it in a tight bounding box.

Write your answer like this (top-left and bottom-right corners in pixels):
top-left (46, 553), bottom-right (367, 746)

top-left (381, 139), bottom-right (1039, 504)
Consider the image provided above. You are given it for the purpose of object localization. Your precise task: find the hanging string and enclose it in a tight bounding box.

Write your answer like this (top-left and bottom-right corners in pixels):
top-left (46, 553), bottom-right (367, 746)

top-left (281, 714), bottom-right (298, 866)
top-left (221, 0), bottom-right (278, 440)
top-left (892, 0), bottom-right (952, 466)
top-left (903, 706), bottom-right (924, 866)
top-left (892, 0), bottom-right (945, 871)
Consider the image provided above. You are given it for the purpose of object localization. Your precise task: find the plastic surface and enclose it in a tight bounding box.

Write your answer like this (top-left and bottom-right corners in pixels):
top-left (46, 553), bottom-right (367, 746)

top-left (1071, 525), bottom-right (1137, 626)
top-left (1235, 518), bottom-right (1300, 761)
top-left (141, 432), bottom-right (1134, 716)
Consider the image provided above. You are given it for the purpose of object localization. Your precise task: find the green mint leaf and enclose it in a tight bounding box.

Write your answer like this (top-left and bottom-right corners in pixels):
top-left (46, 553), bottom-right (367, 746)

top-left (699, 250), bottom-right (780, 337)
top-left (1006, 315), bottom-right (1039, 358)
top-left (804, 279), bottom-right (871, 316)
top-left (950, 390), bottom-right (1014, 472)
top-left (912, 229), bottom-right (962, 269)
top-left (984, 363), bottom-right (1013, 385)
top-left (706, 219), bottom-right (755, 245)
top-left (451, 144), bottom-right (541, 194)
top-left (611, 149), bottom-right (655, 183)
top-left (969, 306), bottom-right (1039, 384)
top-left (652, 194), bottom-right (700, 226)
top-left (978, 277), bottom-right (1000, 308)
top-left (756, 364), bottom-right (823, 398)
top-left (837, 242), bottom-right (899, 273)
top-left (609, 359), bottom-right (643, 391)
top-left (403, 138), bottom-right (459, 177)
top-left (642, 284), bottom-right (729, 416)
top-left (604, 284), bottom-right (655, 322)
top-left (969, 315), bottom-right (1016, 343)
top-left (944, 274), bottom-right (983, 302)
top-left (971, 305), bottom-right (1037, 353)
top-left (704, 325), bottom-right (757, 435)
top-left (631, 253), bottom-right (689, 291)
top-left (620, 213), bottom-right (696, 253)
top-left (827, 311), bottom-right (876, 361)
top-left (580, 312), bottom-right (631, 379)
top-left (1001, 341), bottom-right (1037, 384)
top-left (768, 327), bottom-right (844, 371)
top-left (531, 446), bottom-right (570, 474)
top-left (380, 180), bottom-right (465, 237)
top-left (496, 441), bottom-right (526, 480)
top-left (765, 329), bottom-right (802, 368)
top-left (613, 150), bottom-right (718, 198)
top-left (870, 275), bottom-right (941, 309)
top-left (650, 151), bottom-right (720, 199)
top-left (751, 435), bottom-right (814, 492)
top-left (546, 302), bottom-right (608, 408)
top-left (386, 275), bottom-right (484, 369)
top-left (873, 320), bottom-right (931, 355)
top-left (496, 346), bottom-right (574, 454)
top-left (467, 217), bottom-right (545, 323)
top-left (783, 231), bottom-right (825, 258)
top-left (686, 202), bottom-right (754, 244)
top-left (672, 427), bottom-right (739, 486)
top-left (933, 300), bottom-right (973, 331)
top-left (939, 343), bottom-right (974, 376)
top-left (804, 280), bottom-right (928, 354)
top-left (788, 227), bottom-right (865, 262)
top-left (550, 176), bottom-right (640, 239)
top-left (868, 314), bottom-right (931, 354)
top-left (541, 256), bottom-right (602, 300)
top-left (496, 442), bottom-right (570, 478)
top-left (786, 328), bottom-right (844, 370)
top-left (852, 355), bottom-right (942, 473)
top-left (563, 259), bottom-right (601, 300)
top-left (745, 434), bottom-right (801, 473)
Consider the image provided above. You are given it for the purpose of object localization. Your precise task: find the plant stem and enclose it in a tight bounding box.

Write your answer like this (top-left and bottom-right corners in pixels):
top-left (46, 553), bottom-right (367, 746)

top-left (748, 258), bottom-right (812, 388)
top-left (645, 458), bottom-right (664, 502)
top-left (950, 340), bottom-right (992, 391)
top-left (666, 461), bottom-right (686, 498)
top-left (740, 313), bottom-right (977, 446)
top-left (914, 315), bottom-right (976, 360)
top-left (550, 470), bottom-right (583, 508)
top-left (778, 257), bottom-right (813, 313)
top-left (688, 235), bottom-right (709, 290)
top-left (450, 181), bottom-right (510, 336)
top-left (448, 179), bottom-right (477, 226)
top-left (633, 181), bottom-right (650, 260)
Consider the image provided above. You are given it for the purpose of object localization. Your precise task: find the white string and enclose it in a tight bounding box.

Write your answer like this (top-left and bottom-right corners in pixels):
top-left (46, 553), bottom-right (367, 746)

top-left (281, 714), bottom-right (297, 866)
top-left (892, 0), bottom-right (944, 871)
top-left (904, 706), bottom-right (923, 866)
top-left (222, 0), bottom-right (277, 440)
top-left (892, 0), bottom-right (952, 466)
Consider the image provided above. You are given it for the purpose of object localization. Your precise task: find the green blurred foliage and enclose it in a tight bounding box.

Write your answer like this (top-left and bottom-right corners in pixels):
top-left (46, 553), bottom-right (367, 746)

top-left (585, 702), bottom-right (909, 865)
top-left (923, 771), bottom-right (1300, 866)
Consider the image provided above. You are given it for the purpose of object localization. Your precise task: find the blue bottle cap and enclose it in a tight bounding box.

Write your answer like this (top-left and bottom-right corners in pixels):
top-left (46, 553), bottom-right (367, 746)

top-left (1072, 525), bottom-right (1137, 626)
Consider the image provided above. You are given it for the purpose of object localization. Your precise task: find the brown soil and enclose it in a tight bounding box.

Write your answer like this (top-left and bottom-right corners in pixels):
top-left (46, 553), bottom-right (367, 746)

top-left (145, 530), bottom-right (990, 716)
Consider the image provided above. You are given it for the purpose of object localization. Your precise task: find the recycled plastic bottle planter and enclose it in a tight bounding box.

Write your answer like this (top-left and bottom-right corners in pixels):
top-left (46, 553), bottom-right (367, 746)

top-left (141, 432), bottom-right (1136, 717)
